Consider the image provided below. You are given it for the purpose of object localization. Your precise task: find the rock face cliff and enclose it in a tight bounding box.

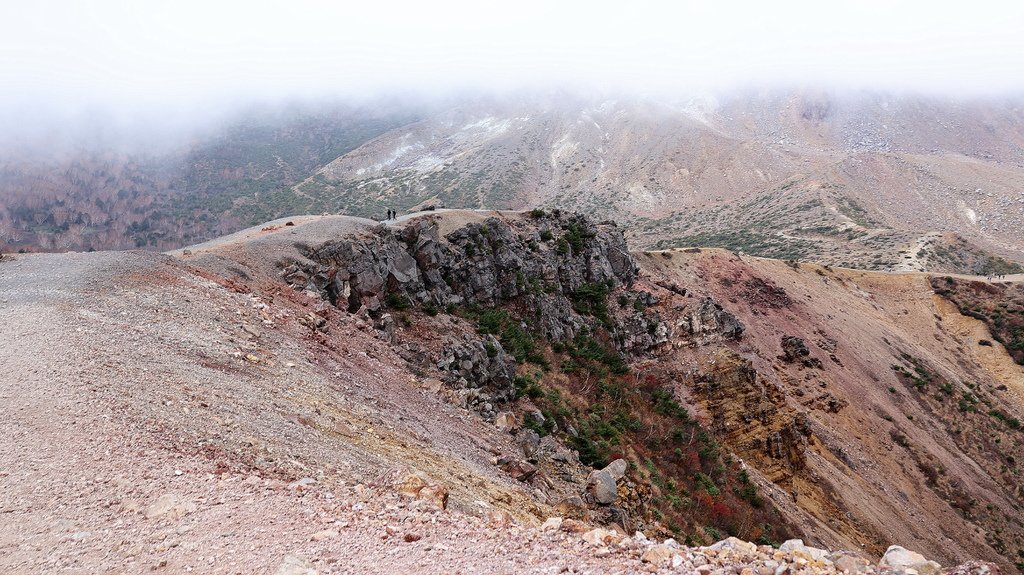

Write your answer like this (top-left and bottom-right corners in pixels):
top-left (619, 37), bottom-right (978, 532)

top-left (288, 211), bottom-right (636, 323)
top-left (695, 349), bottom-right (810, 486)
top-left (280, 211), bottom-right (640, 402)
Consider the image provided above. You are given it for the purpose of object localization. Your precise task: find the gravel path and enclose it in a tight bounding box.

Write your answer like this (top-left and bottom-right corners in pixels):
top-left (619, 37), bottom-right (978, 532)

top-left (0, 249), bottom-right (654, 574)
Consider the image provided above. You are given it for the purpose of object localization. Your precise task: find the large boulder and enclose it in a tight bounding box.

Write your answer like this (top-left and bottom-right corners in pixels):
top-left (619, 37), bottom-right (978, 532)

top-left (587, 468), bottom-right (618, 505)
top-left (779, 539), bottom-right (830, 562)
top-left (603, 458), bottom-right (628, 480)
top-left (879, 545), bottom-right (941, 575)
top-left (708, 536), bottom-right (758, 556)
top-left (641, 544), bottom-right (676, 567)
top-left (586, 459), bottom-right (629, 505)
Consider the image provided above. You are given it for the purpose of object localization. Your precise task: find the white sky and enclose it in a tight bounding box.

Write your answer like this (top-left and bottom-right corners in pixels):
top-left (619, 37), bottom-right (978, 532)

top-left (2, 0), bottom-right (1024, 119)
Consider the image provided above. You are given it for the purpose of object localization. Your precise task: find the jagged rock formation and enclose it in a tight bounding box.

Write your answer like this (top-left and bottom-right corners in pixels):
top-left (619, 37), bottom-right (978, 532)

top-left (280, 211), bottom-right (639, 403)
top-left (780, 336), bottom-right (824, 369)
top-left (436, 333), bottom-right (517, 403)
top-left (286, 212), bottom-right (635, 327)
top-left (695, 350), bottom-right (810, 485)
top-left (683, 297), bottom-right (745, 342)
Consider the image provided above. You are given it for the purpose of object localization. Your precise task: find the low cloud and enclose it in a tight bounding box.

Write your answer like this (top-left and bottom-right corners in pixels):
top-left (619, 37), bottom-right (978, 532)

top-left (3, 0), bottom-right (1023, 141)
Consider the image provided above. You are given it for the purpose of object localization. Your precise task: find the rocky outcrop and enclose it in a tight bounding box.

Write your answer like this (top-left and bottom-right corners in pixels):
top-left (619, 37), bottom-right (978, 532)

top-left (695, 350), bottom-right (809, 484)
top-left (289, 212), bottom-right (636, 328)
top-left (436, 333), bottom-right (516, 404)
top-left (617, 310), bottom-right (671, 353)
top-left (281, 212), bottom-right (639, 401)
top-left (780, 335), bottom-right (823, 369)
top-left (683, 297), bottom-right (745, 342)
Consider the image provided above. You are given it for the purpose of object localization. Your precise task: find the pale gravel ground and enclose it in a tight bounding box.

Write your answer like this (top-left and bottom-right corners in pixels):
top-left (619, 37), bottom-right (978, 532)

top-left (0, 246), bottom-right (656, 574)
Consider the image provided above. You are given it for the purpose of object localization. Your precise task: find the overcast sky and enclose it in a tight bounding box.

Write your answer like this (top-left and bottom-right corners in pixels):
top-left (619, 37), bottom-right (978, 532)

top-left (3, 0), bottom-right (1024, 124)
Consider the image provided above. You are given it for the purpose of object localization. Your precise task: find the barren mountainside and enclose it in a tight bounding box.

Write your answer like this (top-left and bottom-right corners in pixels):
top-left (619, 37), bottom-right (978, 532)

top-left (1, 209), bottom-right (1021, 574)
top-left (2, 92), bottom-right (1022, 276)
top-left (306, 92), bottom-right (1024, 272)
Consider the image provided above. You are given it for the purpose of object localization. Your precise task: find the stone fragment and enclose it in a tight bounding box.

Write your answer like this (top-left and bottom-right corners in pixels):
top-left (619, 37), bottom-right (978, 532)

top-left (517, 429), bottom-right (541, 458)
top-left (144, 494), bottom-right (197, 520)
top-left (780, 539), bottom-right (830, 562)
top-left (582, 528), bottom-right (613, 547)
top-left (831, 552), bottom-right (872, 574)
top-left (641, 544), bottom-right (675, 567)
top-left (709, 537), bottom-right (758, 556)
top-left (498, 456), bottom-right (537, 481)
top-left (494, 411), bottom-right (517, 432)
top-left (417, 483), bottom-right (449, 509)
top-left (274, 555), bottom-right (317, 575)
top-left (541, 517), bottom-right (563, 532)
top-left (554, 495), bottom-right (585, 516)
top-left (288, 477), bottom-right (317, 491)
top-left (560, 518), bottom-right (588, 534)
top-left (487, 509), bottom-right (513, 527)
top-left (394, 471), bottom-right (449, 509)
top-left (310, 529), bottom-right (338, 542)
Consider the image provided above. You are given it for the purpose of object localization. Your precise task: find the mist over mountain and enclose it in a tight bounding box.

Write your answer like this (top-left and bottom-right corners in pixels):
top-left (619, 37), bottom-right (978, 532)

top-left (3, 1), bottom-right (1024, 269)
top-left (2, 90), bottom-right (1022, 277)
top-left (4, 3), bottom-right (1024, 575)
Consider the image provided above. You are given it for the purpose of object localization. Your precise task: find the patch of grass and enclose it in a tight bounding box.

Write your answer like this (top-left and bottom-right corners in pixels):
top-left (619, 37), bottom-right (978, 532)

top-left (989, 410), bottom-right (1022, 430)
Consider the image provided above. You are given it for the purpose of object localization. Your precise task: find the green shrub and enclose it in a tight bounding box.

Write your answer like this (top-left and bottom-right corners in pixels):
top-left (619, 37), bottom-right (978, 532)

top-left (385, 292), bottom-right (410, 310)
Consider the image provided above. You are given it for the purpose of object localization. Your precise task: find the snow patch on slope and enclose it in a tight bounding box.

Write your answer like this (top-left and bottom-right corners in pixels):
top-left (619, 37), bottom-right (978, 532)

top-left (462, 117), bottom-right (512, 136)
top-left (355, 136), bottom-right (425, 175)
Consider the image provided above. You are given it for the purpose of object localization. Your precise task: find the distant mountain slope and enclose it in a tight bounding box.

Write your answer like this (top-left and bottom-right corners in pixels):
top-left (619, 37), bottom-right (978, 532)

top-left (307, 92), bottom-right (1024, 273)
top-left (2, 92), bottom-right (1022, 275)
top-left (0, 103), bottom-right (418, 251)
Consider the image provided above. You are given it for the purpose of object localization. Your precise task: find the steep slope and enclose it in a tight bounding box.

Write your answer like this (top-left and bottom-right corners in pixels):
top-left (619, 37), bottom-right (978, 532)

top-left (632, 250), bottom-right (1024, 568)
